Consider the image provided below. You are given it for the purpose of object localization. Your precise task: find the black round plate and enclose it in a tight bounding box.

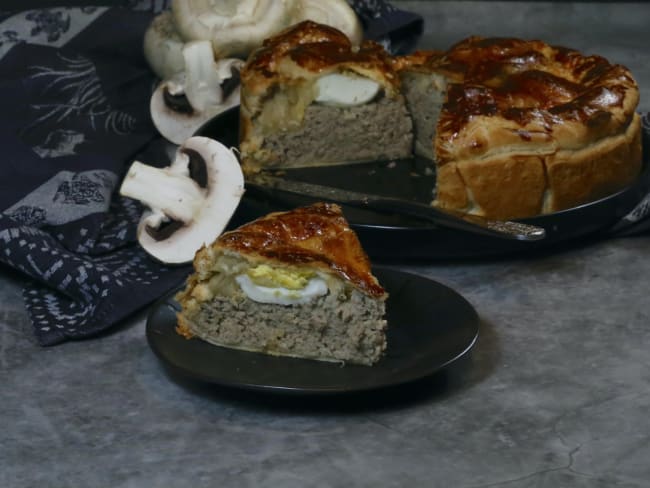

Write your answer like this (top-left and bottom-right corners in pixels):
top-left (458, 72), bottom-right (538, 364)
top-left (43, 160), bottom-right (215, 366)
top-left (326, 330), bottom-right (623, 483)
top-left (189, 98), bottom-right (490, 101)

top-left (196, 107), bottom-right (650, 260)
top-left (146, 267), bottom-right (479, 395)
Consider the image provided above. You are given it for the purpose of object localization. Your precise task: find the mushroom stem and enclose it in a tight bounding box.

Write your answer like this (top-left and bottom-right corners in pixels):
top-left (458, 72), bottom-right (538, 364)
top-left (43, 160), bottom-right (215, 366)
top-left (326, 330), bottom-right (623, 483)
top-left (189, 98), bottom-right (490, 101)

top-left (182, 40), bottom-right (224, 112)
top-left (120, 161), bottom-right (204, 223)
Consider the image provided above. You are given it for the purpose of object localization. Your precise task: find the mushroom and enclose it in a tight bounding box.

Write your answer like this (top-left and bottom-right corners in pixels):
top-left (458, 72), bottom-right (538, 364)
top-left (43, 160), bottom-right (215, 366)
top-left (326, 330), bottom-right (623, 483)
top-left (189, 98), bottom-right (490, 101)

top-left (143, 10), bottom-right (186, 80)
top-left (171, 0), bottom-right (298, 58)
top-left (170, 0), bottom-right (362, 59)
top-left (150, 40), bottom-right (244, 144)
top-left (144, 0), bottom-right (364, 143)
top-left (293, 0), bottom-right (362, 46)
top-left (119, 136), bottom-right (245, 264)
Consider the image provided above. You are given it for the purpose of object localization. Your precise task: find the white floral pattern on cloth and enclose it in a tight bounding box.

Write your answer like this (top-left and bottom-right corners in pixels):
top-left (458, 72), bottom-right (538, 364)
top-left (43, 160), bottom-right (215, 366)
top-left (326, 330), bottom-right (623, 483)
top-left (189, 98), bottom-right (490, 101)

top-left (5, 228), bottom-right (185, 345)
top-left (0, 7), bottom-right (106, 60)
top-left (29, 53), bottom-right (137, 135)
top-left (0, 4), bottom-right (191, 345)
top-left (1, 189), bottom-right (190, 345)
top-left (6, 170), bottom-right (117, 226)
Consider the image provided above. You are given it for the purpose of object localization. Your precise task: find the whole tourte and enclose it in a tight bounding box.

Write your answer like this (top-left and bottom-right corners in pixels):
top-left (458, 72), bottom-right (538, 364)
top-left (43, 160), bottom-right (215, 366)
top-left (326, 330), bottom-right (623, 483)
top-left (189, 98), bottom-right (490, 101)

top-left (239, 22), bottom-right (642, 220)
top-left (176, 202), bottom-right (388, 366)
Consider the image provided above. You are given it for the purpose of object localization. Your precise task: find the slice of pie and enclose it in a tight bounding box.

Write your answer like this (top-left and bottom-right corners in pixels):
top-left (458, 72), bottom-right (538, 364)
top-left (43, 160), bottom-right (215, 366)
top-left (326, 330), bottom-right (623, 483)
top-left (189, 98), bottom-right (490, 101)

top-left (238, 20), bottom-right (413, 173)
top-left (175, 203), bottom-right (388, 365)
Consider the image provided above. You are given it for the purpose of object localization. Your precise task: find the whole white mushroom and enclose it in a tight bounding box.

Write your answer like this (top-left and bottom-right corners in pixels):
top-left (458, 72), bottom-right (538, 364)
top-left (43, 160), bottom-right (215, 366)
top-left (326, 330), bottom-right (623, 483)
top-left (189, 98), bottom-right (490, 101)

top-left (171, 0), bottom-right (299, 58)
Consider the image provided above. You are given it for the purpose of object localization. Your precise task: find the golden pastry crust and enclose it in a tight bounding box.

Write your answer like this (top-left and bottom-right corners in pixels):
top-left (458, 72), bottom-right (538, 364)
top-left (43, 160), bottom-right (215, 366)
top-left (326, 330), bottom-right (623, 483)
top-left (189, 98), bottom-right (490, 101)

top-left (241, 20), bottom-right (400, 105)
top-left (397, 36), bottom-right (642, 219)
top-left (178, 202), bottom-right (386, 303)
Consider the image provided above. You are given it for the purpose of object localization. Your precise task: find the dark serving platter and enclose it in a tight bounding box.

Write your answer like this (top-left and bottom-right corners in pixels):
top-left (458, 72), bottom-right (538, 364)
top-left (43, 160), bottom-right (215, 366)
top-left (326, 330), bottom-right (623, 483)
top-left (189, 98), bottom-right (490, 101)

top-left (196, 107), bottom-right (650, 260)
top-left (146, 267), bottom-right (479, 395)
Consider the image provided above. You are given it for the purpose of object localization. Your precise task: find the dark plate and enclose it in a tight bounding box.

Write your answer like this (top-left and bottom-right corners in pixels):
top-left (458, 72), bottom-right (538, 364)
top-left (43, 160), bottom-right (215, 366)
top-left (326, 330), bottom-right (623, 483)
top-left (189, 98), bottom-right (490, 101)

top-left (196, 107), bottom-right (650, 259)
top-left (146, 267), bottom-right (479, 395)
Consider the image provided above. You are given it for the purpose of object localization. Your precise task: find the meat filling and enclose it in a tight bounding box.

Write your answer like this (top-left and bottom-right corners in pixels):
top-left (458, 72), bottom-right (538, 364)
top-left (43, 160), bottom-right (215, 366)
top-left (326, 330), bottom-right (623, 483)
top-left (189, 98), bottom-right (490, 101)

top-left (399, 71), bottom-right (448, 160)
top-left (179, 284), bottom-right (387, 366)
top-left (259, 96), bottom-right (413, 169)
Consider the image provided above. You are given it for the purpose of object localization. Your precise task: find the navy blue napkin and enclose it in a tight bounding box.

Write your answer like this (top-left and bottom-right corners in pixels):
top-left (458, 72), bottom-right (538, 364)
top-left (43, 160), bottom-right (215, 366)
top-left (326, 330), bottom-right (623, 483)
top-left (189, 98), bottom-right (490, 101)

top-left (0, 2), bottom-right (424, 345)
top-left (351, 0), bottom-right (424, 54)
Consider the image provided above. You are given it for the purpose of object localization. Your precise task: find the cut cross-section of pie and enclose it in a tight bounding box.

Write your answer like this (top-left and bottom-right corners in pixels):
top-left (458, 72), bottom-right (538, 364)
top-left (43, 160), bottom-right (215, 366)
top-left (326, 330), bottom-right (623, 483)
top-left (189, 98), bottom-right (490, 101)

top-left (175, 202), bottom-right (388, 365)
top-left (239, 20), bottom-right (413, 173)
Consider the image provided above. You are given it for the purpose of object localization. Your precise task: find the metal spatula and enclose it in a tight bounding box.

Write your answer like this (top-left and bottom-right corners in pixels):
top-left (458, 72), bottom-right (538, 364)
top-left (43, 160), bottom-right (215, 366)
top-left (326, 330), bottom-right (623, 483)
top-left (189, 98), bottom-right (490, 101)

top-left (247, 174), bottom-right (546, 241)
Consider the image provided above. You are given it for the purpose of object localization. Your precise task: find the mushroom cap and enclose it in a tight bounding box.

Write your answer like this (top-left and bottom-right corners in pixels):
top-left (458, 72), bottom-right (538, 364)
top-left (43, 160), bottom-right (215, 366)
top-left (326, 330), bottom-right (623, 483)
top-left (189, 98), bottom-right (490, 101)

top-left (171, 0), bottom-right (299, 58)
top-left (170, 0), bottom-right (362, 60)
top-left (293, 0), bottom-right (362, 46)
top-left (136, 136), bottom-right (245, 264)
top-left (143, 10), bottom-right (186, 80)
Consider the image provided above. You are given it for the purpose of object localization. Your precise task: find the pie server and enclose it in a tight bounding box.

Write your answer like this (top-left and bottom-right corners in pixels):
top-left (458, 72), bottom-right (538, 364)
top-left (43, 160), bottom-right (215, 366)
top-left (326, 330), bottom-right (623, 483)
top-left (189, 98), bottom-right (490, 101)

top-left (246, 175), bottom-right (546, 241)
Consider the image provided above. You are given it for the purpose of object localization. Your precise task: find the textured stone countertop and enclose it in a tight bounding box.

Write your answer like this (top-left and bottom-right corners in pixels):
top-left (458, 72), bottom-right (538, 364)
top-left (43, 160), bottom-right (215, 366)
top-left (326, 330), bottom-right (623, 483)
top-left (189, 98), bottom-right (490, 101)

top-left (2, 2), bottom-right (650, 487)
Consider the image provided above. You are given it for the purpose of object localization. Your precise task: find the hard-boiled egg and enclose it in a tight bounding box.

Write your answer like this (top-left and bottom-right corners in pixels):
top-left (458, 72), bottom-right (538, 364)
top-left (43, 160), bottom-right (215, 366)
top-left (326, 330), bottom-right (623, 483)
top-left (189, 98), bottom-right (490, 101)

top-left (235, 273), bottom-right (328, 305)
top-left (315, 73), bottom-right (381, 106)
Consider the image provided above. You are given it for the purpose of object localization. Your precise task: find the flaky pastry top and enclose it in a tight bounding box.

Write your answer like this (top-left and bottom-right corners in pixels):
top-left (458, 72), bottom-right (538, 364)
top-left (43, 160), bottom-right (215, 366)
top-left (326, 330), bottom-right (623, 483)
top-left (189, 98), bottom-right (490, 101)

top-left (193, 203), bottom-right (386, 298)
top-left (241, 20), bottom-right (400, 105)
top-left (396, 36), bottom-right (640, 164)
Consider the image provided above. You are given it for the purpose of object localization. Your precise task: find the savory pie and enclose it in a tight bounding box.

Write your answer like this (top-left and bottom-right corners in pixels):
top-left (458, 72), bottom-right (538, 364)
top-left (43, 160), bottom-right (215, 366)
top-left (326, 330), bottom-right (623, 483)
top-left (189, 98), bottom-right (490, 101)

top-left (239, 20), bottom-right (413, 173)
top-left (176, 202), bottom-right (388, 365)
top-left (238, 23), bottom-right (642, 220)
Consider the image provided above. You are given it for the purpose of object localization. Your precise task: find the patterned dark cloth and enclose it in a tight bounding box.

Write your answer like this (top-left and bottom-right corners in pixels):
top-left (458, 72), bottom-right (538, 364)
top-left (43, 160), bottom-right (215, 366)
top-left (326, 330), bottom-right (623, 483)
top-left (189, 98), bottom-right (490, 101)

top-left (351, 0), bottom-right (423, 54)
top-left (0, 1), bottom-right (424, 345)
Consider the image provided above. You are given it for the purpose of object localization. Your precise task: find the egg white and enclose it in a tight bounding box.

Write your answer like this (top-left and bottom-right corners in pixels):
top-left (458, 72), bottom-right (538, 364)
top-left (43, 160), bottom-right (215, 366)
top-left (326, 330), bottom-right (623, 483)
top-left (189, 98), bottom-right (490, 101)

top-left (235, 274), bottom-right (328, 305)
top-left (315, 73), bottom-right (380, 106)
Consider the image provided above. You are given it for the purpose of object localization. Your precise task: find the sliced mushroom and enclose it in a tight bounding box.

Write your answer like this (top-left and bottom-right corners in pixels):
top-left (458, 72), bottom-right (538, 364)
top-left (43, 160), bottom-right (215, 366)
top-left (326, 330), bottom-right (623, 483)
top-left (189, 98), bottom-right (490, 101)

top-left (143, 10), bottom-right (186, 80)
top-left (119, 136), bottom-right (245, 264)
top-left (150, 41), bottom-right (244, 144)
top-left (182, 41), bottom-right (240, 112)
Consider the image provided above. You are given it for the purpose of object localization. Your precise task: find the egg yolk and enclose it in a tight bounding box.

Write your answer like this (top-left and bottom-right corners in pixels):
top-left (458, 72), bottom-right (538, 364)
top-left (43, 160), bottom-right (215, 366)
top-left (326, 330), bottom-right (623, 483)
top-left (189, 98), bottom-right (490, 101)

top-left (246, 264), bottom-right (315, 290)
